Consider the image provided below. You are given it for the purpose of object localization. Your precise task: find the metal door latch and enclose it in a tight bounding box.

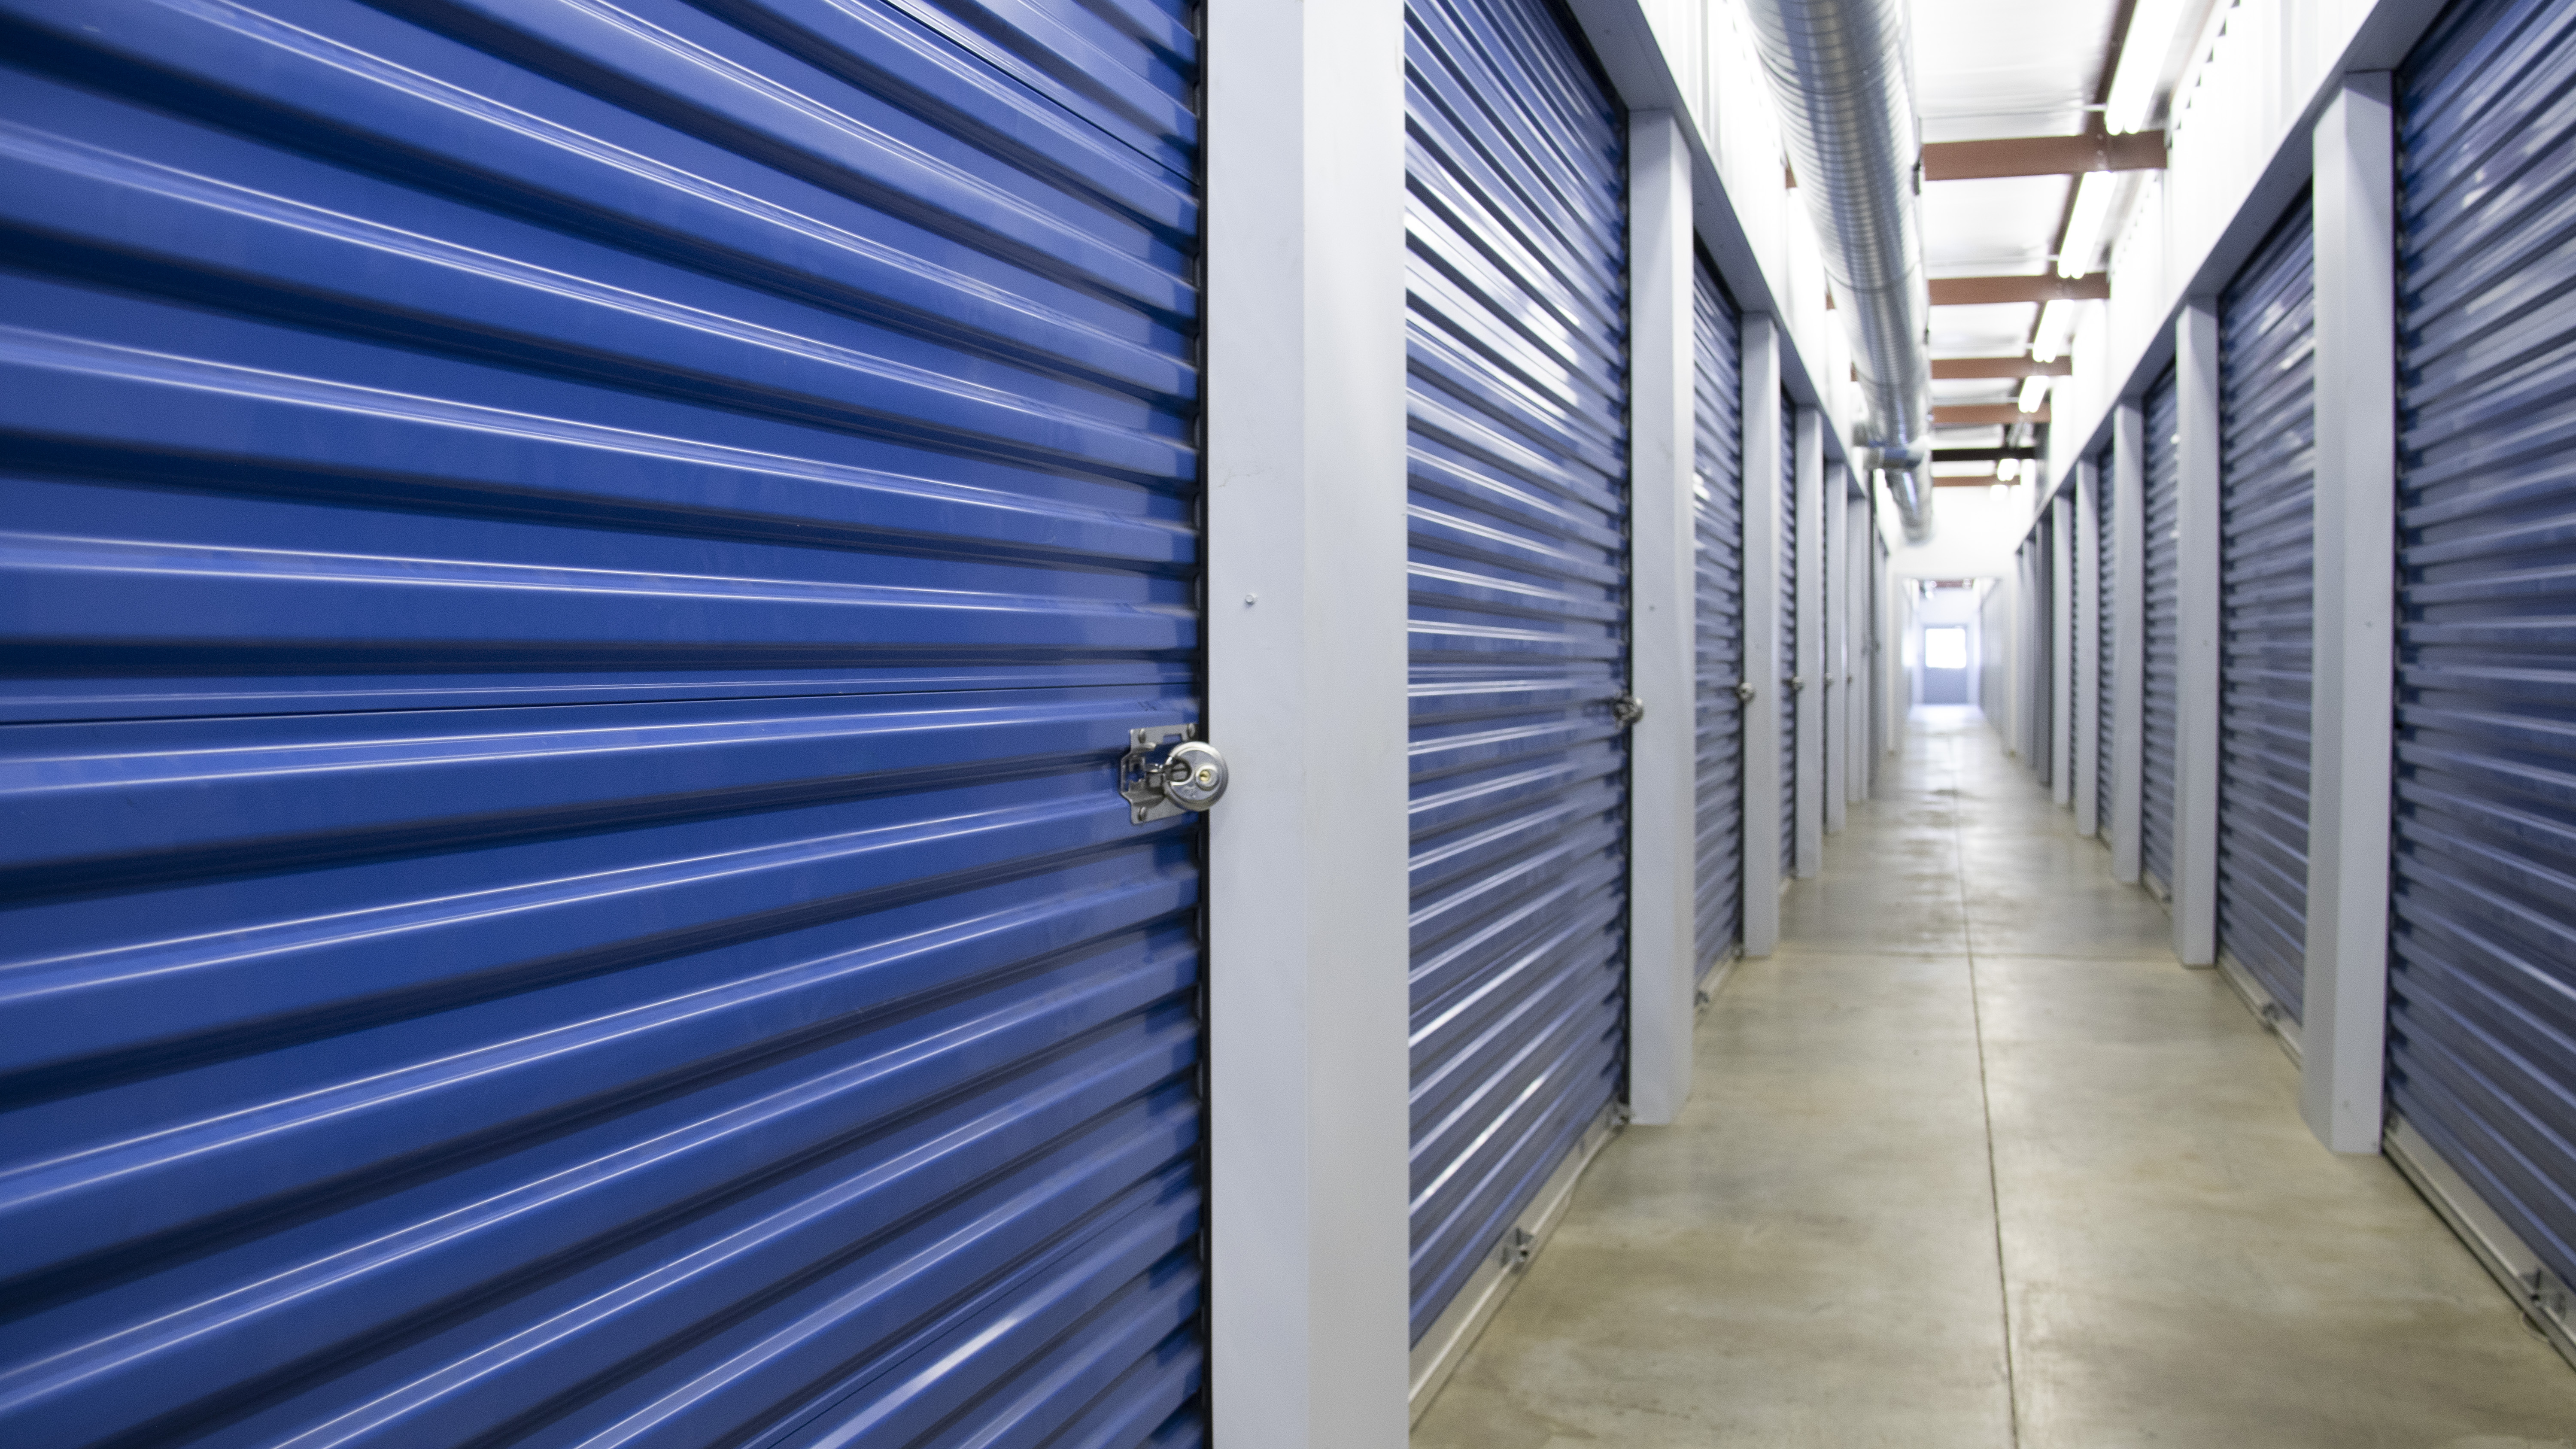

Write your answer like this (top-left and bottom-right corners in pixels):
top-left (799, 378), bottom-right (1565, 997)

top-left (1120, 725), bottom-right (1229, 824)
top-left (1788, 674), bottom-right (1808, 693)
top-left (1734, 680), bottom-right (1756, 703)
top-left (1610, 693), bottom-right (1645, 728)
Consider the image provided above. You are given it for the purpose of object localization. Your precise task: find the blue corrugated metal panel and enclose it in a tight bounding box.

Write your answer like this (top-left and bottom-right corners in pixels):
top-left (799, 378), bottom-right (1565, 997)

top-left (2035, 515), bottom-right (2054, 789)
top-left (1780, 395), bottom-right (1798, 872)
top-left (2066, 507), bottom-right (2077, 784)
top-left (2097, 442), bottom-right (2117, 841)
top-left (1693, 255), bottom-right (1743, 979)
top-left (1404, 0), bottom-right (1628, 1344)
top-left (0, 1), bottom-right (1206, 1445)
top-left (2141, 366), bottom-right (2181, 895)
top-left (2391, 0), bottom-right (2576, 1298)
top-left (2217, 200), bottom-right (2317, 1020)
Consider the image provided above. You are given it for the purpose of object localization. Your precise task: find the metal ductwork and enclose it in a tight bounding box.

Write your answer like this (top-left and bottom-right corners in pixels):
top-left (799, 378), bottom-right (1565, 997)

top-left (1741, 0), bottom-right (1937, 542)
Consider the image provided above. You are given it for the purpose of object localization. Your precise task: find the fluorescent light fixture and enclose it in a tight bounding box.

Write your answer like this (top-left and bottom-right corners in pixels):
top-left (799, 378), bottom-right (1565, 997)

top-left (2057, 170), bottom-right (2115, 279)
top-left (2031, 298), bottom-right (2075, 362)
top-left (2019, 374), bottom-right (2051, 413)
top-left (1997, 456), bottom-right (2021, 482)
top-left (2105, 0), bottom-right (2193, 134)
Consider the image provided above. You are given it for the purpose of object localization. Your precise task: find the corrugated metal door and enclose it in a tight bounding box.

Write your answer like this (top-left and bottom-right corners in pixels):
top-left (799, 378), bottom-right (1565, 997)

top-left (1404, 0), bottom-right (1629, 1345)
top-left (2068, 501), bottom-right (2079, 781)
top-left (2390, 0), bottom-right (2576, 1298)
top-left (1780, 397), bottom-right (1798, 872)
top-left (2064, 503), bottom-right (2077, 785)
top-left (2033, 516), bottom-right (2054, 787)
top-left (1693, 258), bottom-right (1744, 979)
top-left (2096, 443), bottom-right (2117, 840)
top-left (2141, 366), bottom-right (2182, 896)
top-left (2217, 201), bottom-right (2317, 1019)
top-left (0, 3), bottom-right (1209, 1446)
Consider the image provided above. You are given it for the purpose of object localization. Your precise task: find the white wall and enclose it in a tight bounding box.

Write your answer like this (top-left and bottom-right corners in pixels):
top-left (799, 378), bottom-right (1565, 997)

top-left (1635, 0), bottom-right (1866, 439)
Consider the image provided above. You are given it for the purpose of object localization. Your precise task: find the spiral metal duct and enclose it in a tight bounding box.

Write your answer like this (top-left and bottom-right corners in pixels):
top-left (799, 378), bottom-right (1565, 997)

top-left (1741, 0), bottom-right (1936, 541)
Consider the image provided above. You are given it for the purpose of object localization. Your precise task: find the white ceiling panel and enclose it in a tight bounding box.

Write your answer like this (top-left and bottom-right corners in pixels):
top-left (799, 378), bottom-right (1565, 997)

top-left (1932, 377), bottom-right (2023, 407)
top-left (1911, 0), bottom-right (2122, 140)
top-left (1929, 300), bottom-right (2039, 355)
top-left (1922, 174), bottom-right (2072, 275)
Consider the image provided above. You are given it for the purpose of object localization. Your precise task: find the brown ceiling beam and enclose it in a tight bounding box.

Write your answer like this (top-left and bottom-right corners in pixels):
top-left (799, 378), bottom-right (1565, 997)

top-left (1922, 130), bottom-right (2166, 182)
top-left (1933, 356), bottom-right (2073, 379)
top-left (1933, 476), bottom-right (2005, 488)
top-left (1930, 275), bottom-right (2110, 306)
top-left (1934, 404), bottom-right (2050, 426)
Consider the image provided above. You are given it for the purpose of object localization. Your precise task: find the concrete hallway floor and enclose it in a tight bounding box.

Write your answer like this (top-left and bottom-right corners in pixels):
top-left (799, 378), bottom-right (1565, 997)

top-left (1411, 707), bottom-right (2576, 1449)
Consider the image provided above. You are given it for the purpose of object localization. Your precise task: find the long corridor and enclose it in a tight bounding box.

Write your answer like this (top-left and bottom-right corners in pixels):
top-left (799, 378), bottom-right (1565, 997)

top-left (1411, 709), bottom-right (2576, 1448)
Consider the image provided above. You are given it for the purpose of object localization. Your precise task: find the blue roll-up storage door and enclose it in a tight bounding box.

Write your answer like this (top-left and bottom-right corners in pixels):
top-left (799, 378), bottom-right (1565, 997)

top-left (2140, 366), bottom-right (2182, 896)
top-left (2035, 514), bottom-right (2054, 789)
top-left (1780, 395), bottom-right (1798, 872)
top-left (2096, 443), bottom-right (2117, 841)
top-left (1694, 256), bottom-right (1744, 979)
top-left (2065, 505), bottom-right (2077, 785)
top-left (2217, 200), bottom-right (2318, 1020)
top-left (2390, 0), bottom-right (2576, 1299)
top-left (1403, 0), bottom-right (1629, 1344)
top-left (0, 3), bottom-right (1208, 1446)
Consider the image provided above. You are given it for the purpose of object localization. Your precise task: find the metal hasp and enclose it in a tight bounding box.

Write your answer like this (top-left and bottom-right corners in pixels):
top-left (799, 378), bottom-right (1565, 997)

top-left (1735, 680), bottom-right (1759, 702)
top-left (1120, 724), bottom-right (1229, 824)
top-left (1739, 0), bottom-right (1937, 541)
top-left (1611, 693), bottom-right (1646, 728)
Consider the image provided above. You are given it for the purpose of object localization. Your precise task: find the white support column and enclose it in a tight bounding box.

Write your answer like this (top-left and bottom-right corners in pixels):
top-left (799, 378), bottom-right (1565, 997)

top-left (1825, 466), bottom-right (1850, 835)
top-left (2075, 461), bottom-right (2103, 838)
top-left (1206, 0), bottom-right (1410, 1440)
top-left (2173, 302), bottom-right (2222, 966)
top-left (1882, 491), bottom-right (1903, 769)
top-left (1845, 494), bottom-right (1870, 808)
top-left (2302, 73), bottom-right (2397, 1155)
top-left (1794, 408), bottom-right (1825, 878)
top-left (2051, 495), bottom-right (2075, 806)
top-left (1624, 110), bottom-right (1695, 1127)
top-left (2111, 404), bottom-right (2147, 881)
top-left (1741, 320), bottom-right (1785, 954)
top-left (2007, 550), bottom-right (2029, 758)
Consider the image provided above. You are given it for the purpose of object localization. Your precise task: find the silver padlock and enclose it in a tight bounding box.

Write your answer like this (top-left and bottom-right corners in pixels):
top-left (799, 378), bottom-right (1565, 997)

top-left (1119, 726), bottom-right (1230, 824)
top-left (1159, 739), bottom-right (1229, 812)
